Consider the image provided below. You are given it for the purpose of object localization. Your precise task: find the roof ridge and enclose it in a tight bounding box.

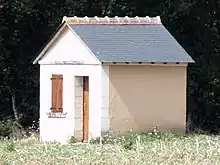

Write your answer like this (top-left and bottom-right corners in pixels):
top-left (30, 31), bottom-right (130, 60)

top-left (62, 16), bottom-right (162, 25)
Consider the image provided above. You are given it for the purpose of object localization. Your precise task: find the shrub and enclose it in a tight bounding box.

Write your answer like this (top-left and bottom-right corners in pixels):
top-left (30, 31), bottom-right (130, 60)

top-left (0, 118), bottom-right (14, 137)
top-left (0, 118), bottom-right (26, 139)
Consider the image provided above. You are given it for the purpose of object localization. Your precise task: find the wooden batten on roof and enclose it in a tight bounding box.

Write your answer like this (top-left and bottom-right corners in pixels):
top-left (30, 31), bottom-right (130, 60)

top-left (62, 16), bottom-right (162, 25)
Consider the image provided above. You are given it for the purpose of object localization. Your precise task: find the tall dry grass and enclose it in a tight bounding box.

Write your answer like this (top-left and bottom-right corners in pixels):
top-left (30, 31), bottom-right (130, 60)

top-left (1, 132), bottom-right (220, 165)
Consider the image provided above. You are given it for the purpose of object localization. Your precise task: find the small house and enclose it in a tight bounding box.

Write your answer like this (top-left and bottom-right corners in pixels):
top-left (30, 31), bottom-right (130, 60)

top-left (33, 16), bottom-right (194, 143)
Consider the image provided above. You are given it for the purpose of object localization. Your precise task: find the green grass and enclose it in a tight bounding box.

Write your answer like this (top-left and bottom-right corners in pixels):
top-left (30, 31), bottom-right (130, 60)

top-left (1, 132), bottom-right (220, 165)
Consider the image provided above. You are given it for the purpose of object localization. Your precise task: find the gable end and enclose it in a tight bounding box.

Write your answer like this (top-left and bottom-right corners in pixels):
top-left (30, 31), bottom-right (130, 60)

top-left (32, 22), bottom-right (100, 65)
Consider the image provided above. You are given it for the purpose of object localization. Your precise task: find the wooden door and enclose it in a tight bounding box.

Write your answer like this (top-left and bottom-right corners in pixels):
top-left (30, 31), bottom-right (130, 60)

top-left (82, 76), bottom-right (89, 142)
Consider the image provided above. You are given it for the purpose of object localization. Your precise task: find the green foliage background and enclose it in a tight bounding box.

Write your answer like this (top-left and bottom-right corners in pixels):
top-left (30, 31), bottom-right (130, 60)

top-left (0, 0), bottom-right (220, 132)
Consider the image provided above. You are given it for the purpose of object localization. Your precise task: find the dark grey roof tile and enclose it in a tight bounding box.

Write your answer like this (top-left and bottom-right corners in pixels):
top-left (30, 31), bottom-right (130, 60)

top-left (70, 24), bottom-right (194, 63)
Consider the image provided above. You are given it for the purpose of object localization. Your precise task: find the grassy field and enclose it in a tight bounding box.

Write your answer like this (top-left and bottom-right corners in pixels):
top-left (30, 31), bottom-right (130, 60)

top-left (1, 132), bottom-right (220, 165)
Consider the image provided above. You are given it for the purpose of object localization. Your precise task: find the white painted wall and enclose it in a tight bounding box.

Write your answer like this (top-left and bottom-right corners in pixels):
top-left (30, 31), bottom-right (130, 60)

top-left (40, 65), bottom-right (102, 143)
top-left (38, 26), bottom-right (104, 143)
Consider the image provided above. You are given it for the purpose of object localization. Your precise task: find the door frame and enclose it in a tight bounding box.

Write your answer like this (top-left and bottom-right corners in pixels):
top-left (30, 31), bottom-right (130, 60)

top-left (82, 76), bottom-right (89, 142)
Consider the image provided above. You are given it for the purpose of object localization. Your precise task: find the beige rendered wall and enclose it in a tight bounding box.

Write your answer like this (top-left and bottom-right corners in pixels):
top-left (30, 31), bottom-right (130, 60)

top-left (109, 65), bottom-right (187, 134)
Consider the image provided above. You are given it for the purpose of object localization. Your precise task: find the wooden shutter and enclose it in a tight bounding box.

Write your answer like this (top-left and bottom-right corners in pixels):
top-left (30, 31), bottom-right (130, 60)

top-left (50, 74), bottom-right (63, 113)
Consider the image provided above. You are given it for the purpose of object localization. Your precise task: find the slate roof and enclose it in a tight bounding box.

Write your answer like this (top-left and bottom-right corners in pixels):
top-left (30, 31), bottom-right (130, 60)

top-left (70, 24), bottom-right (194, 63)
top-left (33, 16), bottom-right (194, 64)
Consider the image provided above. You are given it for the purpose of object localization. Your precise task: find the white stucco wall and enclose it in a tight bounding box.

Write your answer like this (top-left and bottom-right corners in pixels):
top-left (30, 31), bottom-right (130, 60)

top-left (40, 65), bottom-right (102, 143)
top-left (38, 26), bottom-right (105, 143)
